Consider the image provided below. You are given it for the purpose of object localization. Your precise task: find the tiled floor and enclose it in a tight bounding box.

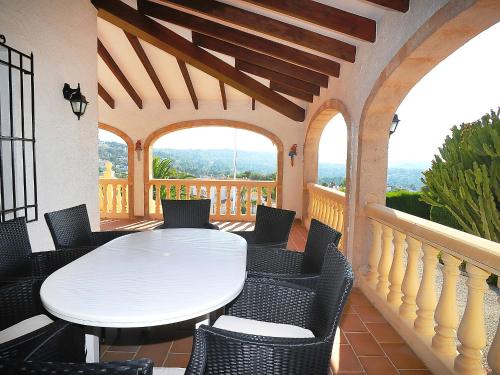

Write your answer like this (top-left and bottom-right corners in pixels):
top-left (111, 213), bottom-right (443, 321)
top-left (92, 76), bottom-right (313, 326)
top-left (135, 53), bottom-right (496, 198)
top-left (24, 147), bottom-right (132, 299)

top-left (99, 218), bottom-right (431, 374)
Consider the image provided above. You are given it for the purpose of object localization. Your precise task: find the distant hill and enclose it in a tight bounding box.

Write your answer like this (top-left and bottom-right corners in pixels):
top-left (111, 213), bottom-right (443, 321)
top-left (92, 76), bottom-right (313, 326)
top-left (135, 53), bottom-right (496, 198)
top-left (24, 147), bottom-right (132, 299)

top-left (98, 141), bottom-right (425, 190)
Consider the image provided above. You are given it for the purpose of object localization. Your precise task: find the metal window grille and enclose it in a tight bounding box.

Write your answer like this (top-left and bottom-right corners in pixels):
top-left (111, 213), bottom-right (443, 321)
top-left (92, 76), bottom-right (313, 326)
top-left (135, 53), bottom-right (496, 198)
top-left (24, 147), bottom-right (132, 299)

top-left (0, 34), bottom-right (38, 222)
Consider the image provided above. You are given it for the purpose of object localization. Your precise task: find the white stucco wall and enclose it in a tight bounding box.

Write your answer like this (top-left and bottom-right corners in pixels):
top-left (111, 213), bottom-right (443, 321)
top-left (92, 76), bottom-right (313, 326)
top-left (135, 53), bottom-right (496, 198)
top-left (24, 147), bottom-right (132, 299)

top-left (0, 0), bottom-right (98, 251)
top-left (99, 100), bottom-right (304, 217)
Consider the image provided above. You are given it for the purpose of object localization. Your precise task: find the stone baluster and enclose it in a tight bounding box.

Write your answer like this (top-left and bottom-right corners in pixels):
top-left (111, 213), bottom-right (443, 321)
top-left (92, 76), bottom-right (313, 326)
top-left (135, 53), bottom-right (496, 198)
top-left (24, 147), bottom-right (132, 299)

top-left (488, 296), bottom-right (500, 375)
top-left (366, 220), bottom-right (382, 285)
top-left (155, 184), bottom-right (161, 214)
top-left (414, 243), bottom-right (439, 336)
top-left (376, 225), bottom-right (393, 298)
top-left (399, 237), bottom-right (421, 320)
top-left (432, 253), bottom-right (461, 355)
top-left (331, 202), bottom-right (339, 229)
top-left (121, 184), bottom-right (127, 213)
top-left (245, 186), bottom-right (251, 216)
top-left (336, 205), bottom-right (344, 234)
top-left (225, 186), bottom-right (231, 217)
top-left (455, 264), bottom-right (489, 375)
top-left (387, 230), bottom-right (406, 307)
top-left (216, 186), bottom-right (221, 215)
top-left (235, 186), bottom-right (241, 217)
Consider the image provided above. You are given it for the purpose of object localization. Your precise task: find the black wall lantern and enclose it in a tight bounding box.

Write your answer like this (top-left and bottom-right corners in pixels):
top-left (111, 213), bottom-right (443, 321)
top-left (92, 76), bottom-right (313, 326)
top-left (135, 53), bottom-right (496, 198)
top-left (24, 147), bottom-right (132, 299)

top-left (389, 114), bottom-right (401, 136)
top-left (62, 83), bottom-right (88, 120)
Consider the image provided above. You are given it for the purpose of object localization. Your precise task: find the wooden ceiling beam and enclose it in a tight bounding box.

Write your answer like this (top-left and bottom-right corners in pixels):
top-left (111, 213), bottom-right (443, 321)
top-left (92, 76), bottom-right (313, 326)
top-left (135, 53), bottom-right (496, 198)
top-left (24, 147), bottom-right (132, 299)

top-left (252, 98), bottom-right (256, 111)
top-left (97, 38), bottom-right (143, 109)
top-left (139, 1), bottom-right (340, 76)
top-left (236, 60), bottom-right (320, 96)
top-left (219, 81), bottom-right (227, 110)
top-left (177, 60), bottom-right (198, 110)
top-left (151, 0), bottom-right (356, 62)
top-left (124, 31), bottom-right (171, 109)
top-left (98, 82), bottom-right (115, 109)
top-left (192, 33), bottom-right (329, 88)
top-left (365, 0), bottom-right (410, 12)
top-left (270, 82), bottom-right (313, 103)
top-left (238, 0), bottom-right (376, 42)
top-left (92, 0), bottom-right (304, 121)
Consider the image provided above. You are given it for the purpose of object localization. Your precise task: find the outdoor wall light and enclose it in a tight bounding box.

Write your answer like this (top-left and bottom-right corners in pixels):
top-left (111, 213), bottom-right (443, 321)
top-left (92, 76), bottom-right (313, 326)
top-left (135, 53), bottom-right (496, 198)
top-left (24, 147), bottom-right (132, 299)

top-left (389, 114), bottom-right (401, 136)
top-left (63, 83), bottom-right (88, 120)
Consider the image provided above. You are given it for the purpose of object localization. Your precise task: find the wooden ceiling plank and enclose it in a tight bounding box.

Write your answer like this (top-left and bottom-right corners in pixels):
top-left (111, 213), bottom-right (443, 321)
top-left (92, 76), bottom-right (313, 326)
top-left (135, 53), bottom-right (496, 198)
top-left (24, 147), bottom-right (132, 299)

top-left (124, 31), bottom-right (171, 109)
top-left (177, 59), bottom-right (198, 110)
top-left (98, 82), bottom-right (115, 109)
top-left (270, 81), bottom-right (314, 103)
top-left (192, 33), bottom-right (329, 88)
top-left (252, 98), bottom-right (256, 111)
top-left (92, 0), bottom-right (305, 122)
top-left (150, 0), bottom-right (356, 62)
top-left (97, 38), bottom-right (143, 109)
top-left (219, 81), bottom-right (227, 110)
top-left (239, 0), bottom-right (376, 42)
top-left (365, 0), bottom-right (410, 12)
top-left (236, 60), bottom-right (320, 96)
top-left (139, 0), bottom-right (340, 76)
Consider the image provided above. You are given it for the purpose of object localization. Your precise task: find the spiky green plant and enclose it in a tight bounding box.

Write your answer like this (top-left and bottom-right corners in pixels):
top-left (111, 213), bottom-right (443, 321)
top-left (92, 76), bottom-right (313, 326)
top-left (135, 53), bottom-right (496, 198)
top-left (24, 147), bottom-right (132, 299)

top-left (421, 110), bottom-right (500, 242)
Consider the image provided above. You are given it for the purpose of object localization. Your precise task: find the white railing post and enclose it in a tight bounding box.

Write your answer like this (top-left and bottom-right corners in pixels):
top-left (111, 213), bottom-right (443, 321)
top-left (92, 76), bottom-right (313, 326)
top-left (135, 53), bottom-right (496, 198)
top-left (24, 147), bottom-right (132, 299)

top-left (399, 236), bottom-right (421, 320)
top-left (376, 225), bottom-right (393, 298)
top-left (366, 220), bottom-right (382, 285)
top-left (455, 264), bottom-right (489, 375)
top-left (387, 230), bottom-right (406, 308)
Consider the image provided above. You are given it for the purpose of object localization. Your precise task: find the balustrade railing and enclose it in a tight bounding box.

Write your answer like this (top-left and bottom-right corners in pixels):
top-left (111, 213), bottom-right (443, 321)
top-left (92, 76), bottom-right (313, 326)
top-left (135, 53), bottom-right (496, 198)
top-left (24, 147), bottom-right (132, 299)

top-left (361, 203), bottom-right (500, 375)
top-left (305, 183), bottom-right (345, 247)
top-left (146, 178), bottom-right (277, 221)
top-left (98, 178), bottom-right (130, 218)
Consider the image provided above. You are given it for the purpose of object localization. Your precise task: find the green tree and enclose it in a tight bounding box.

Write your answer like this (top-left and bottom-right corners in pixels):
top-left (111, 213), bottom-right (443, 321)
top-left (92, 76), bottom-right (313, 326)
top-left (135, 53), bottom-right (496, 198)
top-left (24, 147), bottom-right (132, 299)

top-left (152, 157), bottom-right (194, 200)
top-left (421, 110), bottom-right (500, 242)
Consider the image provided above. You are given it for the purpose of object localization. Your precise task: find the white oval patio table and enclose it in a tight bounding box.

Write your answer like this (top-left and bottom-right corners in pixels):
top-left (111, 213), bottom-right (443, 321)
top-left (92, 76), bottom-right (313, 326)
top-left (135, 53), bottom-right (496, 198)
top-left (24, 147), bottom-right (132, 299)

top-left (40, 228), bottom-right (247, 362)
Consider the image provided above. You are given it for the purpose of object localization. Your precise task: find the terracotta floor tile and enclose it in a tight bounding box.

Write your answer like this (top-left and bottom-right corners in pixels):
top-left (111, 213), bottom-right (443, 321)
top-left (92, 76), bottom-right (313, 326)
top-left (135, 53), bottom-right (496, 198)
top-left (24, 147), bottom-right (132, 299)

top-left (164, 353), bottom-right (191, 367)
top-left (100, 351), bottom-right (136, 362)
top-left (170, 336), bottom-right (194, 353)
top-left (343, 302), bottom-right (356, 315)
top-left (380, 343), bottom-right (426, 369)
top-left (335, 373), bottom-right (365, 375)
top-left (340, 314), bottom-right (368, 332)
top-left (348, 289), bottom-right (372, 307)
top-left (107, 345), bottom-right (140, 353)
top-left (365, 323), bottom-right (404, 343)
top-left (345, 333), bottom-right (384, 356)
top-left (99, 345), bottom-right (109, 356)
top-left (354, 306), bottom-right (386, 324)
top-left (399, 370), bottom-right (433, 375)
top-left (335, 327), bottom-right (347, 344)
top-left (358, 356), bottom-right (398, 375)
top-left (135, 342), bottom-right (172, 367)
top-left (331, 345), bottom-right (363, 373)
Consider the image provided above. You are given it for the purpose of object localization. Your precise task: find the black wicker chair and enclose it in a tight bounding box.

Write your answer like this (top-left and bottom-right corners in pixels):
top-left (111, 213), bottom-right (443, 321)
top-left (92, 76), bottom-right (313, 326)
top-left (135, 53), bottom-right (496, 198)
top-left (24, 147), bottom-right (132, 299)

top-left (0, 217), bottom-right (90, 282)
top-left (185, 244), bottom-right (354, 375)
top-left (0, 280), bottom-right (153, 375)
top-left (44, 204), bottom-right (136, 250)
top-left (246, 219), bottom-right (342, 288)
top-left (155, 199), bottom-right (219, 230)
top-left (231, 205), bottom-right (295, 248)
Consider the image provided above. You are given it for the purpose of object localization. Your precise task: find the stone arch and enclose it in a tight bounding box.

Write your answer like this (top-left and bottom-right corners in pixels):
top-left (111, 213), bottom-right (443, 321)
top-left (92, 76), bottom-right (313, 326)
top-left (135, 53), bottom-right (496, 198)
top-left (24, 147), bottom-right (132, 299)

top-left (143, 119), bottom-right (284, 217)
top-left (98, 123), bottom-right (135, 217)
top-left (352, 0), bottom-right (500, 268)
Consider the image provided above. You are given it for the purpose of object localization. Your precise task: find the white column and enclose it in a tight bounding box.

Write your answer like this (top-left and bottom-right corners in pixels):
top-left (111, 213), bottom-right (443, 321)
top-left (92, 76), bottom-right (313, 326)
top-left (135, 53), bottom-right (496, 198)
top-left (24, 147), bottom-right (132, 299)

top-left (366, 220), bottom-right (382, 285)
top-left (387, 230), bottom-right (406, 307)
top-left (399, 236), bottom-right (421, 320)
top-left (455, 264), bottom-right (489, 375)
top-left (432, 252), bottom-right (461, 355)
top-left (376, 225), bottom-right (393, 298)
top-left (414, 243), bottom-right (439, 336)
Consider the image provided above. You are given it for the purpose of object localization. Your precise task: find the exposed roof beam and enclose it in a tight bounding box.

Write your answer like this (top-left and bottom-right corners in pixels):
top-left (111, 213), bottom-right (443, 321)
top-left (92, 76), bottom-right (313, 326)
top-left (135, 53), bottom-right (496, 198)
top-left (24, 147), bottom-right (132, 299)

top-left (236, 60), bottom-right (320, 96)
top-left (219, 81), bottom-right (227, 110)
top-left (238, 0), bottom-right (376, 42)
top-left (252, 98), bottom-right (256, 111)
top-left (98, 82), bottom-right (115, 109)
top-left (92, 0), bottom-right (305, 121)
top-left (192, 33), bottom-right (329, 88)
top-left (177, 60), bottom-right (198, 110)
top-left (97, 38), bottom-right (143, 109)
top-left (270, 82), bottom-right (313, 103)
top-left (124, 31), bottom-right (171, 109)
top-left (139, 1), bottom-right (340, 76)
top-left (151, 0), bottom-right (356, 62)
top-left (365, 0), bottom-right (410, 12)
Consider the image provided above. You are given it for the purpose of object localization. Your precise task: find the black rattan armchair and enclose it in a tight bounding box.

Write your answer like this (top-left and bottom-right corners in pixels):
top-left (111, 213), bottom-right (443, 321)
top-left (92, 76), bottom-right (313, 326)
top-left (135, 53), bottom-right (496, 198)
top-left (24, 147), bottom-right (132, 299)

top-left (185, 245), bottom-right (353, 375)
top-left (0, 280), bottom-right (153, 374)
top-left (231, 205), bottom-right (295, 248)
top-left (0, 218), bottom-right (90, 281)
top-left (44, 204), bottom-right (136, 250)
top-left (247, 219), bottom-right (342, 288)
top-left (155, 199), bottom-right (219, 230)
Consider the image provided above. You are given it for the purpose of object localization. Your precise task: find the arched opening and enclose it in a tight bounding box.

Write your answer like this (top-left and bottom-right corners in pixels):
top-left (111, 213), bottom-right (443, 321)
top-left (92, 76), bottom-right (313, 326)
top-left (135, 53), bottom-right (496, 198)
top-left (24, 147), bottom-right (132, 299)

top-left (98, 123), bottom-right (134, 218)
top-left (143, 120), bottom-right (284, 220)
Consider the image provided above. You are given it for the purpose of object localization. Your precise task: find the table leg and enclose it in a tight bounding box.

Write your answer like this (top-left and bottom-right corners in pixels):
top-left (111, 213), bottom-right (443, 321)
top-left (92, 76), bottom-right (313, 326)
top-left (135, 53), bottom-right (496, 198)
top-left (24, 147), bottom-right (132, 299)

top-left (195, 314), bottom-right (210, 329)
top-left (85, 333), bottom-right (100, 363)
